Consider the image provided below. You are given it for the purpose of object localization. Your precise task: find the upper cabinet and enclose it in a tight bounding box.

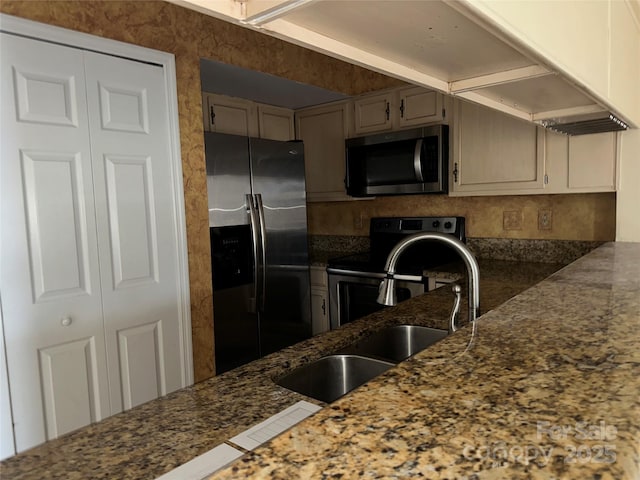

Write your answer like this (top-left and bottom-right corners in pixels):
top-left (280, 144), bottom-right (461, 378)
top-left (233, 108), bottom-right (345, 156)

top-left (184, 0), bottom-right (640, 132)
top-left (353, 86), bottom-right (445, 136)
top-left (397, 87), bottom-right (445, 129)
top-left (545, 131), bottom-right (618, 194)
top-left (203, 92), bottom-right (294, 141)
top-left (257, 104), bottom-right (296, 141)
top-left (204, 93), bottom-right (257, 137)
top-left (452, 98), bottom-right (618, 196)
top-left (295, 101), bottom-right (351, 202)
top-left (353, 91), bottom-right (393, 135)
top-left (451, 99), bottom-right (545, 196)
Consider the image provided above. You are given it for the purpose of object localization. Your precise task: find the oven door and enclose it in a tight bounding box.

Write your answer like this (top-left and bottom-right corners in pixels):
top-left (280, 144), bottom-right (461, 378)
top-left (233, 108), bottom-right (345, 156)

top-left (327, 269), bottom-right (426, 330)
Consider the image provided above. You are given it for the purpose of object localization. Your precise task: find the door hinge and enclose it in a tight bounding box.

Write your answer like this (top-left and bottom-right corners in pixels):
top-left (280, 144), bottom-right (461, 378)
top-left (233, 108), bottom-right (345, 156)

top-left (453, 162), bottom-right (459, 183)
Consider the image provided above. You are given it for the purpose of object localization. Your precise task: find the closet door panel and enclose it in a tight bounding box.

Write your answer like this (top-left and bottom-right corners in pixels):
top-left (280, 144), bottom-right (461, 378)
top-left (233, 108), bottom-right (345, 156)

top-left (0, 33), bottom-right (110, 453)
top-left (104, 154), bottom-right (159, 288)
top-left (84, 51), bottom-right (186, 413)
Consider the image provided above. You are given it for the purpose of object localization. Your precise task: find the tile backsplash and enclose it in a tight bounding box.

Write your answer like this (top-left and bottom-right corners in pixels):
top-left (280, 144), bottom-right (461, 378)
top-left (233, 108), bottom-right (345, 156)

top-left (307, 192), bottom-right (616, 241)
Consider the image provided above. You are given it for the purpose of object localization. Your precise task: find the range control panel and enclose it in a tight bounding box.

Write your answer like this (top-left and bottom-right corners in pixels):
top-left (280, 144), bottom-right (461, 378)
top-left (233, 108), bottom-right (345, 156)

top-left (370, 217), bottom-right (464, 239)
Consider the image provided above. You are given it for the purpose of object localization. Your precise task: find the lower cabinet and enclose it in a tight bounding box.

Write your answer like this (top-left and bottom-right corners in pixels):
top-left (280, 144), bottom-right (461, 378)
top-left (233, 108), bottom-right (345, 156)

top-left (310, 267), bottom-right (330, 335)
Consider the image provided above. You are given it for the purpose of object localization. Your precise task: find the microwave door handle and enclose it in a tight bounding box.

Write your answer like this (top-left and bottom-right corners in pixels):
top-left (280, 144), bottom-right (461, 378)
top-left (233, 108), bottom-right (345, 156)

top-left (413, 138), bottom-right (424, 182)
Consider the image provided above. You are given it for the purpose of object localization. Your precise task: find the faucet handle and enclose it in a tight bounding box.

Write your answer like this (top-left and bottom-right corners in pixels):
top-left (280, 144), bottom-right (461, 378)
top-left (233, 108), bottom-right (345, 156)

top-left (449, 283), bottom-right (462, 333)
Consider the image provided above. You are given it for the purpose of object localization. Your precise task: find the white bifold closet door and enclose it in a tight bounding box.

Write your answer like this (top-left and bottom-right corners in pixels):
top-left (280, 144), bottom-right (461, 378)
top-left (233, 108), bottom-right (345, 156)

top-left (0, 32), bottom-right (186, 453)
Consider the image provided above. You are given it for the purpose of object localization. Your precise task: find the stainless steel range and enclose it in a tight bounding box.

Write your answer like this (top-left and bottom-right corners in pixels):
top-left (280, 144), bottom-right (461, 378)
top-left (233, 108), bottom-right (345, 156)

top-left (326, 217), bottom-right (466, 329)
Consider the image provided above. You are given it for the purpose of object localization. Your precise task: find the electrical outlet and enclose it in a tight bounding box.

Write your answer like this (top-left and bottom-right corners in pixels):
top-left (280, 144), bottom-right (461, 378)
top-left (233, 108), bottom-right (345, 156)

top-left (538, 209), bottom-right (553, 231)
top-left (354, 212), bottom-right (363, 229)
top-left (503, 210), bottom-right (523, 230)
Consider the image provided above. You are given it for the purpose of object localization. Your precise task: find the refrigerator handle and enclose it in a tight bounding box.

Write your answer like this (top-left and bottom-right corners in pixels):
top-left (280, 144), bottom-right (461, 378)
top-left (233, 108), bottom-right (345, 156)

top-left (246, 194), bottom-right (260, 314)
top-left (255, 193), bottom-right (267, 313)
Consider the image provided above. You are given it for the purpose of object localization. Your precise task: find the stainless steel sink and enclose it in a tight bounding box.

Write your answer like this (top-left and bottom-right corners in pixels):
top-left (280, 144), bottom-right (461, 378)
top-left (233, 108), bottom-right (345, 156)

top-left (339, 325), bottom-right (448, 362)
top-left (275, 354), bottom-right (394, 403)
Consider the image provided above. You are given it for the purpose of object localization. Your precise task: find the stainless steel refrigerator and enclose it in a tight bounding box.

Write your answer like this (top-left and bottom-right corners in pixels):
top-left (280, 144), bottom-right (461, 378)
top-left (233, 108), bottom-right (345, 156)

top-left (205, 132), bottom-right (312, 374)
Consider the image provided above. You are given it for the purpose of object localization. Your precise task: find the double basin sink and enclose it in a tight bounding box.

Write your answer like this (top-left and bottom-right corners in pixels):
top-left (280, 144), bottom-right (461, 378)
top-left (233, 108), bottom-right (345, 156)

top-left (275, 325), bottom-right (448, 403)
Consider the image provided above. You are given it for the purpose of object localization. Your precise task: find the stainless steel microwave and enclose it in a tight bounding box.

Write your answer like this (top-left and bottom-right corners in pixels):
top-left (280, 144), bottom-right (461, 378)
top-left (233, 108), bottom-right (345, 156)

top-left (345, 125), bottom-right (448, 196)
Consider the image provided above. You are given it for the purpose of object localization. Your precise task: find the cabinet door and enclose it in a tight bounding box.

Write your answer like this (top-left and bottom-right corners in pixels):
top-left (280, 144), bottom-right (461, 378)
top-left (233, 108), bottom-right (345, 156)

top-left (397, 87), bottom-right (443, 128)
top-left (205, 93), bottom-right (258, 137)
top-left (84, 51), bottom-right (187, 413)
top-left (451, 99), bottom-right (545, 195)
top-left (258, 104), bottom-right (295, 141)
top-left (295, 102), bottom-right (351, 201)
top-left (309, 267), bottom-right (329, 335)
top-left (353, 92), bottom-right (392, 135)
top-left (544, 131), bottom-right (617, 193)
top-left (568, 133), bottom-right (617, 191)
top-left (0, 33), bottom-right (111, 452)
top-left (311, 288), bottom-right (330, 335)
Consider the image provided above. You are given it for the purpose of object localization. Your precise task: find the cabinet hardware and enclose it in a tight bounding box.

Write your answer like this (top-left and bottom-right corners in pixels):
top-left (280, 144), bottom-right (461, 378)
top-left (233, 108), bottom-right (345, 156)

top-left (453, 162), bottom-right (459, 183)
top-left (544, 174), bottom-right (549, 185)
top-left (321, 298), bottom-right (326, 315)
top-left (385, 102), bottom-right (390, 121)
top-left (399, 99), bottom-right (405, 118)
top-left (210, 105), bottom-right (216, 125)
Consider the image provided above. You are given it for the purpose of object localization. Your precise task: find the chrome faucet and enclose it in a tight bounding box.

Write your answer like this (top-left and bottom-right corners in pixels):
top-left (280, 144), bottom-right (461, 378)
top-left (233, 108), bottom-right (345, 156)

top-left (376, 232), bottom-right (480, 332)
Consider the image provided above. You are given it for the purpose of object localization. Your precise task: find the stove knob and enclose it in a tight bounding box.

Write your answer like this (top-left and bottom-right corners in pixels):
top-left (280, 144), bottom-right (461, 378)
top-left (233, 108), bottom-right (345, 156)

top-left (432, 220), bottom-right (440, 228)
top-left (444, 221), bottom-right (452, 229)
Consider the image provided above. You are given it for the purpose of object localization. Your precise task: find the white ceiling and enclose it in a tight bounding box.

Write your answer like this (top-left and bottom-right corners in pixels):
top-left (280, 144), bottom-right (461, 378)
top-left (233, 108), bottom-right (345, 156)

top-left (179, 0), bottom-right (611, 124)
top-left (283, 1), bottom-right (533, 82)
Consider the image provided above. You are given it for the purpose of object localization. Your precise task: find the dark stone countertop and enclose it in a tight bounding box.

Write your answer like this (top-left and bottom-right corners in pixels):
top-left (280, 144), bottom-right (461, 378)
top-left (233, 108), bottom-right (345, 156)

top-left (5, 250), bottom-right (626, 479)
top-left (209, 243), bottom-right (640, 479)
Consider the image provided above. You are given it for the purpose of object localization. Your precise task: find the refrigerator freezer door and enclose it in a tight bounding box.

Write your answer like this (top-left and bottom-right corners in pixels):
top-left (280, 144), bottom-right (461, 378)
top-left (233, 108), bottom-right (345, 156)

top-left (206, 133), bottom-right (260, 374)
top-left (250, 138), bottom-right (312, 356)
top-left (210, 225), bottom-right (259, 374)
top-left (205, 132), bottom-right (252, 227)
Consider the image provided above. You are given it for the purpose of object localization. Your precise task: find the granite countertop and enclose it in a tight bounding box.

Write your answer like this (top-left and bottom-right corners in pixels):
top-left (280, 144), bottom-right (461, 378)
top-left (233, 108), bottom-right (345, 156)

top-left (208, 243), bottom-right (640, 479)
top-left (2, 244), bottom-right (638, 479)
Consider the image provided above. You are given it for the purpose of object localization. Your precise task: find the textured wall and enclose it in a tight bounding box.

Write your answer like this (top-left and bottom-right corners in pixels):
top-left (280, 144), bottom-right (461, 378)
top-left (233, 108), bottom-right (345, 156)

top-left (308, 193), bottom-right (616, 241)
top-left (0, 0), bottom-right (401, 381)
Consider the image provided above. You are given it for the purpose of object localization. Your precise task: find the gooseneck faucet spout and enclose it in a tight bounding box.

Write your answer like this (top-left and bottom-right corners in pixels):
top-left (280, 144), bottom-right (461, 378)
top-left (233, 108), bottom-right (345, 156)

top-left (376, 232), bottom-right (480, 332)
